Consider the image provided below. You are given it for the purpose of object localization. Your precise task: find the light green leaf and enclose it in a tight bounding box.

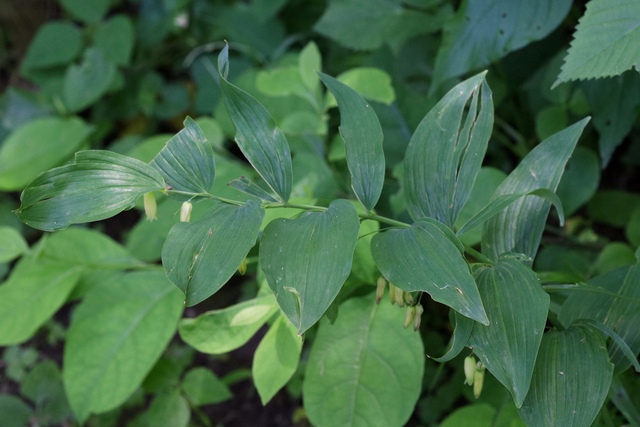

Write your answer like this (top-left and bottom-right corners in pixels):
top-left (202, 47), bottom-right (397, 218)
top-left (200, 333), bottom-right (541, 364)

top-left (320, 73), bottom-right (385, 211)
top-left (162, 199), bottom-right (264, 306)
top-left (17, 150), bottom-right (166, 232)
top-left (468, 256), bottom-right (550, 407)
top-left (517, 325), bottom-right (613, 427)
top-left (94, 15), bottom-right (134, 66)
top-left (482, 118), bottom-right (589, 262)
top-left (556, 147), bottom-right (600, 216)
top-left (255, 66), bottom-right (308, 99)
top-left (0, 263), bottom-right (82, 346)
top-left (0, 227), bottom-right (28, 262)
top-left (299, 41), bottom-right (322, 92)
top-left (350, 204), bottom-right (380, 285)
top-left (325, 68), bottom-right (395, 106)
top-left (0, 117), bottom-right (93, 190)
top-left (151, 117), bottom-right (215, 201)
top-left (182, 367), bottom-right (232, 406)
top-left (433, 0), bottom-right (571, 91)
top-left (147, 390), bottom-right (190, 427)
top-left (63, 270), bottom-right (184, 423)
top-left (303, 293), bottom-right (424, 427)
top-left (63, 48), bottom-right (117, 113)
top-left (371, 219), bottom-right (488, 324)
top-left (21, 21), bottom-right (82, 69)
top-left (555, 0), bottom-right (640, 86)
top-left (252, 314), bottom-right (302, 405)
top-left (218, 45), bottom-right (293, 202)
top-left (259, 199), bottom-right (360, 334)
top-left (60, 0), bottom-right (109, 23)
top-left (179, 295), bottom-right (278, 354)
top-left (441, 403), bottom-right (526, 427)
top-left (404, 72), bottom-right (493, 228)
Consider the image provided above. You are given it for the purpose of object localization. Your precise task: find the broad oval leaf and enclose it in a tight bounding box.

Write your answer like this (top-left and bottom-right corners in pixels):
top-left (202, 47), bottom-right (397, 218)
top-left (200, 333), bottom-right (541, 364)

top-left (63, 270), bottom-right (184, 423)
top-left (148, 390), bottom-right (190, 427)
top-left (182, 367), bottom-right (232, 406)
top-left (0, 116), bottom-right (94, 191)
top-left (17, 150), bottom-right (165, 232)
top-left (179, 295), bottom-right (278, 354)
top-left (319, 73), bottom-right (385, 211)
top-left (0, 263), bottom-right (82, 345)
top-left (63, 47), bottom-right (116, 113)
top-left (404, 72), bottom-right (493, 228)
top-left (303, 292), bottom-right (424, 427)
top-left (218, 45), bottom-right (293, 203)
top-left (94, 15), bottom-right (134, 66)
top-left (252, 313), bottom-right (303, 405)
top-left (482, 118), bottom-right (589, 262)
top-left (21, 21), bottom-right (83, 69)
top-left (151, 117), bottom-right (216, 201)
top-left (467, 256), bottom-right (550, 407)
top-left (162, 199), bottom-right (264, 306)
top-left (371, 220), bottom-right (488, 324)
top-left (0, 226), bottom-right (28, 263)
top-left (517, 325), bottom-right (614, 427)
top-left (259, 199), bottom-right (360, 334)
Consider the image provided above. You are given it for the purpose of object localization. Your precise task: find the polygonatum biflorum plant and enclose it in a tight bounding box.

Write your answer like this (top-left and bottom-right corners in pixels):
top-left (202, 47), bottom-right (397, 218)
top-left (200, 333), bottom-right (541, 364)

top-left (11, 43), bottom-right (640, 426)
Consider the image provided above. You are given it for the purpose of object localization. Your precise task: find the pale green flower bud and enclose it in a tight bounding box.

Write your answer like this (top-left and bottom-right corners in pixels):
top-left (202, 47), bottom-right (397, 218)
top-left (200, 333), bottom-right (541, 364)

top-left (180, 201), bottom-right (193, 222)
top-left (238, 258), bottom-right (247, 275)
top-left (143, 192), bottom-right (158, 221)
top-left (403, 292), bottom-right (415, 305)
top-left (376, 276), bottom-right (387, 305)
top-left (464, 356), bottom-right (476, 385)
top-left (395, 287), bottom-right (405, 308)
top-left (474, 363), bottom-right (486, 399)
top-left (413, 304), bottom-right (424, 332)
top-left (389, 283), bottom-right (397, 305)
top-left (404, 306), bottom-right (416, 329)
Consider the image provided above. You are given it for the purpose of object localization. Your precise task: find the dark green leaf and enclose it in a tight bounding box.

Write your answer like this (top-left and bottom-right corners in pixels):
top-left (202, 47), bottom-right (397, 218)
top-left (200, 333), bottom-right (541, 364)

top-left (556, 146), bottom-right (600, 215)
top-left (260, 199), bottom-right (360, 334)
top-left (0, 395), bottom-right (33, 427)
top-left (432, 310), bottom-right (474, 362)
top-left (371, 220), bottom-right (488, 324)
top-left (0, 263), bottom-right (82, 345)
top-left (0, 117), bottom-right (93, 190)
top-left (572, 319), bottom-right (640, 372)
top-left (588, 190), bottom-right (640, 228)
top-left (94, 15), bottom-right (134, 66)
top-left (179, 295), bottom-right (278, 354)
top-left (404, 72), bottom-right (493, 228)
top-left (162, 199), bottom-right (264, 306)
top-left (17, 150), bottom-right (165, 232)
top-left (555, 0), bottom-right (640, 86)
top-left (63, 48), bottom-right (116, 113)
top-left (60, 0), bottom-right (109, 23)
top-left (517, 325), bottom-right (613, 427)
top-left (320, 73), bottom-right (385, 211)
top-left (63, 270), bottom-right (184, 423)
top-left (252, 314), bottom-right (303, 404)
top-left (151, 117), bottom-right (215, 200)
top-left (482, 118), bottom-right (589, 262)
top-left (228, 177), bottom-right (279, 202)
top-left (21, 21), bottom-right (82, 69)
top-left (468, 256), bottom-right (549, 407)
top-left (218, 45), bottom-right (293, 202)
top-left (433, 0), bottom-right (571, 90)
top-left (303, 293), bottom-right (424, 427)
top-left (182, 367), bottom-right (232, 406)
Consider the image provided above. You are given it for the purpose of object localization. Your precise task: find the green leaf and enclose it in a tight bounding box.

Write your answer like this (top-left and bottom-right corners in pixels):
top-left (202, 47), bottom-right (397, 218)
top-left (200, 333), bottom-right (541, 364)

top-left (555, 0), bottom-right (640, 86)
top-left (0, 395), bottom-right (33, 427)
top-left (582, 72), bottom-right (640, 166)
top-left (572, 319), bottom-right (640, 373)
top-left (0, 227), bottom-right (28, 262)
top-left (303, 293), bottom-right (424, 427)
top-left (517, 325), bottom-right (613, 427)
top-left (433, 0), bottom-right (571, 91)
top-left (0, 263), bottom-right (82, 345)
top-left (468, 256), bottom-right (550, 407)
top-left (21, 21), bottom-right (82, 69)
top-left (252, 314), bottom-right (303, 405)
top-left (182, 367), bottom-right (232, 406)
top-left (151, 117), bottom-right (215, 201)
top-left (179, 295), bottom-right (278, 354)
top-left (21, 360), bottom-right (71, 424)
top-left (482, 118), bottom-right (589, 262)
top-left (627, 206), bottom-right (640, 247)
top-left (456, 188), bottom-right (565, 237)
top-left (319, 73), bottom-right (385, 211)
top-left (432, 310), bottom-right (474, 362)
top-left (259, 199), bottom-right (360, 334)
top-left (255, 66), bottom-right (308, 99)
top-left (556, 147), bottom-right (600, 216)
top-left (326, 68), bottom-right (396, 106)
top-left (162, 199), bottom-right (264, 306)
top-left (63, 270), bottom-right (184, 423)
top-left (593, 242), bottom-right (636, 275)
top-left (404, 72), bottom-right (493, 228)
top-left (588, 190), bottom-right (640, 227)
top-left (299, 41), bottom-right (322, 92)
top-left (371, 219), bottom-right (488, 324)
top-left (60, 0), bottom-right (109, 23)
top-left (218, 45), bottom-right (293, 203)
top-left (94, 15), bottom-right (134, 66)
top-left (17, 150), bottom-right (165, 232)
top-left (441, 403), bottom-right (526, 427)
top-left (228, 177), bottom-right (279, 202)
top-left (147, 390), bottom-right (190, 427)
top-left (0, 117), bottom-right (94, 190)
top-left (63, 48), bottom-right (117, 113)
